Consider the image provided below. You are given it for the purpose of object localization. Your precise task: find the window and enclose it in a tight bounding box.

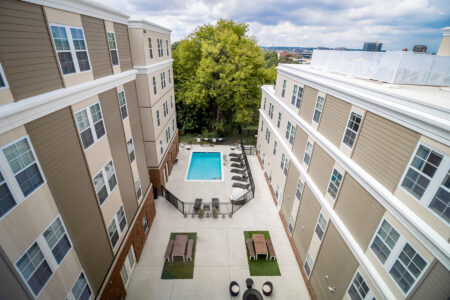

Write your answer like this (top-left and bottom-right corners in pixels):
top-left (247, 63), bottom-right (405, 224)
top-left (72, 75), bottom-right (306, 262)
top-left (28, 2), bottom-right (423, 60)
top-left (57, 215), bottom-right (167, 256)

top-left (50, 25), bottom-right (90, 75)
top-left (314, 213), bottom-right (327, 241)
top-left (343, 112), bottom-right (362, 148)
top-left (67, 272), bottom-right (91, 300)
top-left (118, 91), bottom-right (128, 119)
top-left (288, 215), bottom-right (295, 235)
top-left (347, 272), bottom-right (375, 300)
top-left (273, 141), bottom-right (277, 155)
top-left (2, 137), bottom-right (44, 197)
top-left (148, 38), bottom-right (153, 59)
top-left (268, 103), bottom-right (274, 119)
top-left (16, 242), bottom-right (53, 297)
top-left (260, 120), bottom-right (264, 132)
top-left (277, 112), bottom-right (282, 128)
top-left (166, 40), bottom-right (169, 56)
top-left (157, 39), bottom-right (163, 57)
top-left (161, 72), bottom-right (166, 89)
top-left (120, 245), bottom-right (136, 287)
top-left (43, 217), bottom-right (71, 264)
top-left (135, 177), bottom-right (142, 200)
top-left (285, 122), bottom-right (295, 145)
top-left (285, 122), bottom-right (291, 140)
top-left (428, 170), bottom-right (449, 224)
top-left (168, 69), bottom-right (172, 83)
top-left (74, 103), bottom-right (105, 149)
top-left (263, 98), bottom-right (266, 110)
top-left (401, 145), bottom-right (443, 200)
top-left (0, 63), bottom-right (8, 89)
top-left (296, 179), bottom-right (304, 200)
top-left (281, 80), bottom-right (286, 97)
top-left (93, 160), bottom-right (117, 205)
top-left (127, 138), bottom-right (135, 163)
top-left (108, 218), bottom-right (119, 248)
top-left (107, 32), bottom-right (119, 66)
top-left (152, 76), bottom-right (157, 95)
top-left (283, 157), bottom-right (289, 176)
top-left (370, 220), bottom-right (400, 264)
top-left (160, 140), bottom-right (163, 154)
top-left (166, 127), bottom-right (171, 143)
top-left (156, 110), bottom-right (160, 126)
top-left (304, 253), bottom-right (314, 277)
top-left (116, 205), bottom-right (127, 232)
top-left (265, 128), bottom-right (271, 144)
top-left (170, 95), bottom-right (173, 108)
top-left (312, 96), bottom-right (325, 123)
top-left (0, 171), bottom-right (16, 218)
top-left (164, 101), bottom-right (169, 117)
top-left (172, 119), bottom-right (175, 132)
top-left (303, 141), bottom-right (313, 166)
top-left (327, 168), bottom-right (343, 199)
top-left (291, 84), bottom-right (303, 109)
top-left (280, 153), bottom-right (285, 171)
top-left (142, 213), bottom-right (149, 232)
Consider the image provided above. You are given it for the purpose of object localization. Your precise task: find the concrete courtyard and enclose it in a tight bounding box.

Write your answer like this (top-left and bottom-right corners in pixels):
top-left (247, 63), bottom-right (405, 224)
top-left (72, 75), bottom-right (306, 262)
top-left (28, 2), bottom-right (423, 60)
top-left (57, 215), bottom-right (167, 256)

top-left (125, 145), bottom-right (310, 300)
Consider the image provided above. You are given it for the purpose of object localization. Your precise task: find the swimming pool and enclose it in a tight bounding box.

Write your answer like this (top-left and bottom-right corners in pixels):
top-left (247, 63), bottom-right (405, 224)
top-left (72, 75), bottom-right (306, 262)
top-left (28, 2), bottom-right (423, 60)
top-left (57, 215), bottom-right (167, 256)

top-left (186, 152), bottom-right (222, 180)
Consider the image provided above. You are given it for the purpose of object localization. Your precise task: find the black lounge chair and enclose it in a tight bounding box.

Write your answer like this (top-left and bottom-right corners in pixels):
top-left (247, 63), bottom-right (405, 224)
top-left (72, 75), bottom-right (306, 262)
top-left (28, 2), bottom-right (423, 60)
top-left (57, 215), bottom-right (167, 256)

top-left (194, 198), bottom-right (202, 212)
top-left (230, 162), bottom-right (245, 168)
top-left (231, 168), bottom-right (247, 174)
top-left (230, 157), bottom-right (244, 162)
top-left (232, 175), bottom-right (248, 181)
top-left (229, 153), bottom-right (242, 157)
top-left (232, 183), bottom-right (250, 189)
top-left (212, 198), bottom-right (219, 210)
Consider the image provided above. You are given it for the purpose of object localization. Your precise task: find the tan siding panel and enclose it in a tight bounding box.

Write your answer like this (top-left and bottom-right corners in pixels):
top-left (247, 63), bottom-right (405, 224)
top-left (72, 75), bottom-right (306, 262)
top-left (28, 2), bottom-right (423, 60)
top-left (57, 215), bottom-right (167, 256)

top-left (292, 184), bottom-right (321, 262)
top-left (335, 175), bottom-right (385, 250)
top-left (299, 86), bottom-right (317, 123)
top-left (308, 144), bottom-right (335, 195)
top-left (318, 95), bottom-right (351, 147)
top-left (99, 89), bottom-right (138, 223)
top-left (125, 81), bottom-right (151, 194)
top-left (410, 261), bottom-right (450, 300)
top-left (310, 223), bottom-right (359, 300)
top-left (26, 108), bottom-right (113, 292)
top-left (352, 112), bottom-right (420, 192)
top-left (113, 23), bottom-right (132, 71)
top-left (281, 166), bottom-right (300, 221)
top-left (81, 15), bottom-right (113, 79)
top-left (0, 0), bottom-right (63, 100)
top-left (0, 247), bottom-right (33, 299)
top-left (292, 126), bottom-right (308, 164)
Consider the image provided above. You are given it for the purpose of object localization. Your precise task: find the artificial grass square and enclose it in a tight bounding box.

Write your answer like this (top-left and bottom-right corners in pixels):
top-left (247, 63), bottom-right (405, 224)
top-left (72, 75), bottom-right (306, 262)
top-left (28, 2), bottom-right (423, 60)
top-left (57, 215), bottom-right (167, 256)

top-left (161, 232), bottom-right (197, 279)
top-left (244, 231), bottom-right (281, 276)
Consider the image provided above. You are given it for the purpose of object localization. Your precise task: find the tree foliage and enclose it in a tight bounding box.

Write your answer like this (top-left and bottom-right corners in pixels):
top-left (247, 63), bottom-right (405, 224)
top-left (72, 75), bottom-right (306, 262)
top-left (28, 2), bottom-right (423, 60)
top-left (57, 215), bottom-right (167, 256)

top-left (263, 50), bottom-right (278, 68)
top-left (173, 19), bottom-right (276, 134)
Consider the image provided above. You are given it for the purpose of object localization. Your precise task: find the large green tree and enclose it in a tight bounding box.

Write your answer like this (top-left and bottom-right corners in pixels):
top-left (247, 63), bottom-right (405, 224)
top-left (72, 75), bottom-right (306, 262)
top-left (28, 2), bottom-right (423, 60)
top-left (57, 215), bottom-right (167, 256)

top-left (173, 19), bottom-right (276, 134)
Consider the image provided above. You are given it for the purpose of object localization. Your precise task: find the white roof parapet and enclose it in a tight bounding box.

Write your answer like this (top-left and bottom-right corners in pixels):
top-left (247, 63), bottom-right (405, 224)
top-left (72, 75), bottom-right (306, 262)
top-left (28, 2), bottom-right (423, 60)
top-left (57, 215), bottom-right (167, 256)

top-left (443, 27), bottom-right (450, 36)
top-left (128, 19), bottom-right (172, 35)
top-left (310, 50), bottom-right (450, 87)
top-left (24, 0), bottom-right (130, 24)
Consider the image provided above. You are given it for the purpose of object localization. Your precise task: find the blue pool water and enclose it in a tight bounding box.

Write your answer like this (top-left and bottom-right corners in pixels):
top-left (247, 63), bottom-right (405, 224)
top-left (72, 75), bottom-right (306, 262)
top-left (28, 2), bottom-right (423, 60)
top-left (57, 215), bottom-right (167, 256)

top-left (187, 152), bottom-right (222, 180)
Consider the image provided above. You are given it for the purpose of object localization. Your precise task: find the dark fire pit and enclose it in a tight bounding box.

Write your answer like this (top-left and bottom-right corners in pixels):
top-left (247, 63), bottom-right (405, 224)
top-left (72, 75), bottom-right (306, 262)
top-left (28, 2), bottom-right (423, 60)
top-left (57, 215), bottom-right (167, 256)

top-left (242, 288), bottom-right (263, 300)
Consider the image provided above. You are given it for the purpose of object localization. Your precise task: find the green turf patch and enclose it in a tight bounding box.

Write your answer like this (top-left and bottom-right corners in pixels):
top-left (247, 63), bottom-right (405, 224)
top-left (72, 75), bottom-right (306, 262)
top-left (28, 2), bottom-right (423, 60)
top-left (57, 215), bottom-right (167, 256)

top-left (244, 231), bottom-right (281, 276)
top-left (161, 232), bottom-right (197, 279)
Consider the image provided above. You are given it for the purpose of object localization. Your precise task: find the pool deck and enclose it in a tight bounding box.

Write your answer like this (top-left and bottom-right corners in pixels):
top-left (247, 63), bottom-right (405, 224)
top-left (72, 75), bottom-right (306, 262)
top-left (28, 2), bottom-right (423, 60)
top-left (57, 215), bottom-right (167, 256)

top-left (125, 145), bottom-right (310, 300)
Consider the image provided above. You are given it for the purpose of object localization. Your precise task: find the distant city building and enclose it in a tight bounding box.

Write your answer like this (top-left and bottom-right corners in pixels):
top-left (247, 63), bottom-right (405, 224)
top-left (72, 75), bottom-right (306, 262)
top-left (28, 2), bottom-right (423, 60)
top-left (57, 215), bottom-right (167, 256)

top-left (279, 50), bottom-right (297, 58)
top-left (316, 46), bottom-right (331, 50)
top-left (363, 42), bottom-right (383, 52)
top-left (334, 47), bottom-right (348, 51)
top-left (413, 45), bottom-right (428, 53)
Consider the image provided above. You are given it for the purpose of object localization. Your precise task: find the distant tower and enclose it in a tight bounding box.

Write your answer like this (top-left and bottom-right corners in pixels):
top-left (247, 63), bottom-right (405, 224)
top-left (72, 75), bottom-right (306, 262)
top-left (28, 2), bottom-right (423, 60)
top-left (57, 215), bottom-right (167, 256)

top-left (363, 42), bottom-right (383, 52)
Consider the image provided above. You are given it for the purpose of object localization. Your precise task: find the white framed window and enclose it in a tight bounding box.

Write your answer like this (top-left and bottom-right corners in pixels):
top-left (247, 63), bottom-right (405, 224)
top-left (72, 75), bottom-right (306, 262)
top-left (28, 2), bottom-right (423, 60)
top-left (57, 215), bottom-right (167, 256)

top-left (118, 90), bottom-right (128, 120)
top-left (273, 141), bottom-right (277, 155)
top-left (0, 170), bottom-right (16, 218)
top-left (161, 72), bottom-right (166, 89)
top-left (343, 112), bottom-right (363, 149)
top-left (285, 121), bottom-right (295, 145)
top-left (265, 128), bottom-right (271, 144)
top-left (107, 32), bottom-right (119, 66)
top-left (164, 101), bottom-right (169, 117)
top-left (370, 219), bottom-right (400, 264)
top-left (295, 178), bottom-right (304, 200)
top-left (327, 168), bottom-right (343, 199)
top-left (288, 215), bottom-right (295, 235)
top-left (303, 141), bottom-right (313, 166)
top-left (277, 112), bottom-right (282, 128)
top-left (107, 217), bottom-right (119, 248)
top-left (291, 84), bottom-right (303, 109)
top-left (135, 176), bottom-right (142, 200)
top-left (263, 97), bottom-right (266, 110)
top-left (268, 103), bottom-right (274, 119)
top-left (281, 79), bottom-right (286, 97)
top-left (304, 252), bottom-right (314, 277)
top-left (0, 63), bottom-right (9, 89)
top-left (116, 205), bottom-right (127, 232)
top-left (127, 138), bottom-right (135, 163)
top-left (168, 69), bottom-right (172, 83)
top-left (43, 216), bottom-right (72, 265)
top-left (282, 155), bottom-right (289, 176)
top-left (156, 110), bottom-right (160, 126)
top-left (143, 213), bottom-right (149, 232)
top-left (120, 245), bottom-right (136, 288)
top-left (160, 140), bottom-right (163, 154)
top-left (428, 170), bottom-right (449, 224)
top-left (152, 76), bottom-right (157, 95)
top-left (260, 120), bottom-right (264, 132)
top-left (67, 271), bottom-right (92, 300)
top-left (148, 38), bottom-right (153, 59)
top-left (166, 40), bottom-right (169, 56)
top-left (74, 102), bottom-right (106, 150)
top-left (93, 160), bottom-right (117, 205)
top-left (314, 213), bottom-right (328, 241)
top-left (347, 271), bottom-right (375, 300)
top-left (172, 119), bottom-right (176, 132)
top-left (2, 136), bottom-right (45, 198)
top-left (157, 38), bottom-right (163, 57)
top-left (170, 95), bottom-right (173, 108)
top-left (50, 24), bottom-right (91, 75)
top-left (280, 153), bottom-right (285, 171)
top-left (312, 95), bottom-right (325, 124)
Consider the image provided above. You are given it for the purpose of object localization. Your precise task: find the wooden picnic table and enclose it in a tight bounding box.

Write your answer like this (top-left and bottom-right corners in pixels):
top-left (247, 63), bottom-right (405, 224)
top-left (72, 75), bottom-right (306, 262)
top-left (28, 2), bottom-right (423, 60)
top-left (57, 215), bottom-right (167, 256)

top-left (172, 235), bottom-right (188, 262)
top-left (252, 234), bottom-right (268, 260)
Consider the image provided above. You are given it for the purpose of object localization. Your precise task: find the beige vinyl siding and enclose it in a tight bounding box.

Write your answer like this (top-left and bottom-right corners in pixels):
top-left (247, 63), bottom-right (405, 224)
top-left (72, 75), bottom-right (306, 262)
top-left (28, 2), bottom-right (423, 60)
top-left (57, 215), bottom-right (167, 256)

top-left (409, 261), bottom-right (450, 300)
top-left (292, 126), bottom-right (308, 163)
top-left (81, 15), bottom-right (113, 79)
top-left (310, 223), bottom-right (358, 300)
top-left (335, 175), bottom-right (385, 250)
top-left (125, 81), bottom-right (151, 194)
top-left (308, 144), bottom-right (335, 195)
top-left (25, 107), bottom-right (113, 292)
top-left (0, 247), bottom-right (33, 299)
top-left (299, 86), bottom-right (318, 123)
top-left (292, 184), bottom-right (321, 263)
top-left (99, 88), bottom-right (138, 222)
top-left (352, 112), bottom-right (420, 192)
top-left (281, 165), bottom-right (300, 222)
top-left (318, 95), bottom-right (351, 147)
top-left (113, 22), bottom-right (132, 71)
top-left (0, 0), bottom-right (63, 100)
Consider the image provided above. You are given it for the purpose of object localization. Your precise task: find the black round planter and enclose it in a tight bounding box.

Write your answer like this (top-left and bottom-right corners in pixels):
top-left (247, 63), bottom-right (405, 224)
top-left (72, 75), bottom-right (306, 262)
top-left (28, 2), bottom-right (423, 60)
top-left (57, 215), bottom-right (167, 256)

top-left (242, 288), bottom-right (263, 300)
top-left (262, 281), bottom-right (273, 296)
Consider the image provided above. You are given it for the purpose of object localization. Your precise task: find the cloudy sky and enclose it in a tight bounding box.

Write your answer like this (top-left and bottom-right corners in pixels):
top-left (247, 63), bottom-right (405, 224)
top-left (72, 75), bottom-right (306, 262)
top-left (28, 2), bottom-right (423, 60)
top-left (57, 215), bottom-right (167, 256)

top-left (104, 0), bottom-right (449, 52)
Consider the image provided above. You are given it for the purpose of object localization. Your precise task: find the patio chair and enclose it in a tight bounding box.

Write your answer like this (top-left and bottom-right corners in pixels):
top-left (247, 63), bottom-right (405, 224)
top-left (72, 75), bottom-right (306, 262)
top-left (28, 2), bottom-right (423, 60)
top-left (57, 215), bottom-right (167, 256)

top-left (232, 183), bottom-right (250, 189)
top-left (230, 162), bottom-right (245, 168)
top-left (212, 198), bottom-right (219, 210)
top-left (230, 168), bottom-right (247, 174)
top-left (229, 153), bottom-right (243, 157)
top-left (245, 239), bottom-right (255, 260)
top-left (194, 198), bottom-right (202, 212)
top-left (232, 175), bottom-right (248, 182)
top-left (266, 239), bottom-right (276, 260)
top-left (230, 157), bottom-right (244, 162)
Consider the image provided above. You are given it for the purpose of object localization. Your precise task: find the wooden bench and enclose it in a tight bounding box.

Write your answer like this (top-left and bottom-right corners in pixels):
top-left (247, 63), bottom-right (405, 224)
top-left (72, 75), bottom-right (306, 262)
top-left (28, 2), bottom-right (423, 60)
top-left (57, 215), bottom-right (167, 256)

top-left (266, 239), bottom-right (276, 260)
top-left (186, 239), bottom-right (194, 262)
top-left (246, 238), bottom-right (255, 260)
top-left (164, 240), bottom-right (175, 262)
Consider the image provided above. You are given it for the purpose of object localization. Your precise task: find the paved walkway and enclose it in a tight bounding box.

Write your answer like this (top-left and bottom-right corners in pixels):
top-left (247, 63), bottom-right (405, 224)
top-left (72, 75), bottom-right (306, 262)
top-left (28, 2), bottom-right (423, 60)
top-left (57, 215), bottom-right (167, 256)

top-left (125, 147), bottom-right (310, 300)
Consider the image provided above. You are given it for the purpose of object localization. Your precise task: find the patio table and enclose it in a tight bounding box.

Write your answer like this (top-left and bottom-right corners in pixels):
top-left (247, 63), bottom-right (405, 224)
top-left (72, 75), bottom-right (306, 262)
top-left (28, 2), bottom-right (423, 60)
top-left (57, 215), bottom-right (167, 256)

top-left (252, 234), bottom-right (268, 260)
top-left (171, 235), bottom-right (188, 262)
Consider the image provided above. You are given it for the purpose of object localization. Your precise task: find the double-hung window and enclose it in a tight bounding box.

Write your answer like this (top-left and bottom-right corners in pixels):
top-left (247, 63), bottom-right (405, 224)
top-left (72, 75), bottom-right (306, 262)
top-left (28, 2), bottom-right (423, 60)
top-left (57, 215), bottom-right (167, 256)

top-left (2, 137), bottom-right (44, 197)
top-left (74, 103), bottom-right (106, 149)
top-left (314, 213), bottom-right (328, 241)
top-left (295, 179), bottom-right (304, 200)
top-left (170, 96), bottom-right (174, 108)
top-left (286, 122), bottom-right (295, 145)
top-left (118, 91), bottom-right (128, 119)
top-left (280, 153), bottom-right (285, 171)
top-left (116, 205), bottom-right (127, 232)
top-left (107, 32), bottom-right (119, 66)
top-left (327, 168), bottom-right (343, 199)
top-left (281, 80), bottom-right (286, 97)
top-left (268, 103), bottom-right (274, 119)
top-left (312, 95), bottom-right (325, 123)
top-left (172, 119), bottom-right (176, 132)
top-left (164, 101), bottom-right (169, 117)
top-left (67, 272), bottom-right (92, 300)
top-left (168, 69), bottom-right (172, 83)
top-left (265, 128), bottom-right (271, 144)
top-left (43, 217), bottom-right (72, 264)
top-left (343, 112), bottom-right (362, 149)
top-left (161, 72), bottom-right (166, 89)
top-left (157, 39), bottom-right (163, 57)
top-left (347, 272), bottom-right (375, 300)
top-left (127, 138), bottom-right (135, 163)
top-left (160, 140), bottom-right (163, 154)
top-left (285, 122), bottom-right (291, 140)
top-left (263, 97), bottom-right (266, 110)
top-left (304, 253), bottom-right (314, 277)
top-left (152, 76), bottom-right (157, 95)
top-left (135, 177), bottom-right (142, 200)
top-left (156, 110), bottom-right (160, 126)
top-left (283, 157), bottom-right (289, 175)
top-left (142, 213), bottom-right (149, 232)
top-left (50, 25), bottom-right (90, 75)
top-left (429, 170), bottom-right (449, 223)
top-left (93, 160), bottom-right (117, 205)
top-left (0, 63), bottom-right (8, 89)
top-left (291, 84), bottom-right (303, 109)
top-left (303, 141), bottom-right (313, 166)
top-left (166, 40), bottom-right (169, 56)
top-left (148, 38), bottom-right (153, 59)
top-left (273, 141), bottom-right (277, 155)
top-left (277, 112), bottom-right (282, 128)
top-left (0, 170), bottom-right (16, 217)
top-left (120, 245), bottom-right (136, 287)
top-left (107, 218), bottom-right (119, 248)
top-left (260, 120), bottom-right (264, 132)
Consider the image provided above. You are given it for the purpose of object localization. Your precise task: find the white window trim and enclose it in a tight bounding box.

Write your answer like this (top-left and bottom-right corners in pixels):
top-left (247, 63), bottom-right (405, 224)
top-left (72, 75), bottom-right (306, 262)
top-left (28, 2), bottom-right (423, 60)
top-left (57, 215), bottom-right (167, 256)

top-left (117, 89), bottom-right (128, 120)
top-left (288, 215), bottom-right (295, 235)
top-left (127, 138), bottom-right (135, 163)
top-left (121, 244), bottom-right (137, 288)
top-left (0, 63), bottom-right (9, 89)
top-left (273, 141), bottom-right (277, 156)
top-left (341, 110), bottom-right (363, 150)
top-left (115, 204), bottom-right (127, 234)
top-left (304, 252), bottom-right (314, 278)
top-left (303, 141), bottom-right (313, 166)
top-left (277, 112), bottom-right (282, 128)
top-left (93, 160), bottom-right (117, 206)
top-left (43, 215), bottom-right (73, 266)
top-left (107, 216), bottom-right (120, 249)
top-left (74, 102), bottom-right (107, 151)
top-left (148, 37), bottom-right (153, 59)
top-left (135, 176), bottom-right (142, 201)
top-left (281, 79), bottom-right (286, 97)
top-left (314, 212), bottom-right (328, 241)
top-left (312, 94), bottom-right (325, 124)
top-left (66, 270), bottom-right (92, 300)
top-left (326, 168), bottom-right (343, 200)
top-left (295, 178), bottom-right (304, 201)
top-left (142, 213), bottom-right (149, 232)
top-left (49, 23), bottom-right (92, 76)
top-left (0, 166), bottom-right (18, 220)
top-left (107, 31), bottom-right (120, 67)
top-left (346, 271), bottom-right (376, 300)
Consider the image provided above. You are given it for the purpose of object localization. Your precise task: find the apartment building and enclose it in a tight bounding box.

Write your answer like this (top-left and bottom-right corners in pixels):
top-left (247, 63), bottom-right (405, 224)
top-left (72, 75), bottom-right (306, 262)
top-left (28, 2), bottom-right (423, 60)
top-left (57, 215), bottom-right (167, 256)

top-left (0, 0), bottom-right (178, 299)
top-left (256, 50), bottom-right (449, 299)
